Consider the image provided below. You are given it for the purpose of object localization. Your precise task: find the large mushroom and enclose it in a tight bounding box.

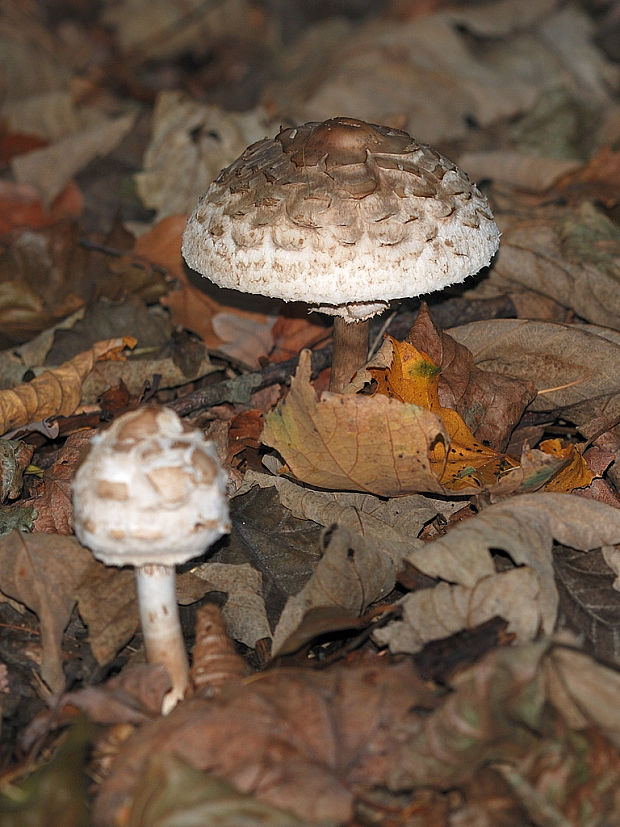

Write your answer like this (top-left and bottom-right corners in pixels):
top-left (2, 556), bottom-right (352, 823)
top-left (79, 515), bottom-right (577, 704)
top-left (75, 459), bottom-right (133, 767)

top-left (183, 116), bottom-right (500, 391)
top-left (72, 406), bottom-right (230, 714)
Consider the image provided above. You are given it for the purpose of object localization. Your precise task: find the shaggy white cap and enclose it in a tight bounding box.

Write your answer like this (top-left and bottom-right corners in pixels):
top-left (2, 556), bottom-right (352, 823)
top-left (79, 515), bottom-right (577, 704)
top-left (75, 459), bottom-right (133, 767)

top-left (182, 117), bottom-right (499, 321)
top-left (72, 407), bottom-right (229, 566)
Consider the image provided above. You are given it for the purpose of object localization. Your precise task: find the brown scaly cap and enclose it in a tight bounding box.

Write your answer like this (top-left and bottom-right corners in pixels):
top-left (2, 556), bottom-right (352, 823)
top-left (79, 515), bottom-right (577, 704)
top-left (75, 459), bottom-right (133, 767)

top-left (182, 116), bottom-right (499, 321)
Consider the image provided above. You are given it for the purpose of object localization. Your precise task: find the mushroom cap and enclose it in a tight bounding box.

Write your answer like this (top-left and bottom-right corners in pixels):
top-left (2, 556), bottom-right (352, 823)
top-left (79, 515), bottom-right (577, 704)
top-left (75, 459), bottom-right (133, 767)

top-left (182, 116), bottom-right (500, 321)
top-left (72, 407), bottom-right (230, 567)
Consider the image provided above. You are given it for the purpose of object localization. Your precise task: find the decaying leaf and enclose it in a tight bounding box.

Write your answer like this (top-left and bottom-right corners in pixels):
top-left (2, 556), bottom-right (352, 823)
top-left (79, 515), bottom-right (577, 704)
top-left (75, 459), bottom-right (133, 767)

top-left (23, 430), bottom-right (91, 534)
top-left (93, 658), bottom-right (436, 825)
top-left (539, 438), bottom-right (596, 492)
top-left (0, 437), bottom-right (34, 502)
top-left (262, 350), bottom-right (455, 497)
top-left (11, 112), bottom-right (136, 205)
top-left (0, 336), bottom-right (136, 436)
top-left (369, 336), bottom-right (520, 489)
top-left (192, 562), bottom-right (271, 649)
top-left (406, 303), bottom-right (537, 450)
top-left (554, 547), bottom-right (620, 662)
top-left (492, 203), bottom-right (620, 330)
top-left (373, 567), bottom-right (541, 654)
top-left (406, 493), bottom-right (620, 635)
top-left (238, 471), bottom-right (437, 560)
top-left (0, 531), bottom-right (138, 692)
top-left (127, 753), bottom-right (311, 827)
top-left (387, 639), bottom-right (620, 825)
top-left (271, 525), bottom-right (396, 656)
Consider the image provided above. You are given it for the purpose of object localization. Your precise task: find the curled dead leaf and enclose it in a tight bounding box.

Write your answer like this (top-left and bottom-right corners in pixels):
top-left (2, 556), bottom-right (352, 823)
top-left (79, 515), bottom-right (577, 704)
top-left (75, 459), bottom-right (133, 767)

top-left (0, 337), bottom-right (136, 436)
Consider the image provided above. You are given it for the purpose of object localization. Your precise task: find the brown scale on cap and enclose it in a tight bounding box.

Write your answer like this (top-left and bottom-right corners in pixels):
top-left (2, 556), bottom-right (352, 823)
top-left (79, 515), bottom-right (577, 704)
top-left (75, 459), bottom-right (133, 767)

top-left (183, 116), bottom-right (500, 391)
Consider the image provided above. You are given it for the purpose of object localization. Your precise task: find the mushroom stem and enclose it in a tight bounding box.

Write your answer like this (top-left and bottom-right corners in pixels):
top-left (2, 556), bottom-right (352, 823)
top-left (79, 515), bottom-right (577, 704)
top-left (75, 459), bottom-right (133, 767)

top-left (135, 564), bottom-right (189, 714)
top-left (329, 317), bottom-right (369, 392)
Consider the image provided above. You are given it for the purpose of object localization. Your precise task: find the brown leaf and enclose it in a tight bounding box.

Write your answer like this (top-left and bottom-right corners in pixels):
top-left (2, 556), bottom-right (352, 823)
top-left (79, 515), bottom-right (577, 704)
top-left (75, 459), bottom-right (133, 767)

top-left (553, 146), bottom-right (620, 207)
top-left (0, 337), bottom-right (136, 436)
top-left (0, 179), bottom-right (82, 235)
top-left (407, 493), bottom-right (620, 635)
top-left (192, 562), bottom-right (271, 649)
top-left (271, 525), bottom-right (396, 656)
top-left (373, 567), bottom-right (541, 654)
top-left (0, 437), bottom-right (34, 501)
top-left (0, 532), bottom-right (93, 693)
top-left (0, 531), bottom-right (139, 693)
top-left (370, 336), bottom-right (519, 489)
top-left (24, 430), bottom-right (92, 534)
top-left (93, 658), bottom-right (436, 825)
top-left (554, 547), bottom-right (620, 662)
top-left (269, 313), bottom-right (328, 363)
top-left (408, 303), bottom-right (537, 450)
top-left (492, 203), bottom-right (620, 329)
top-left (60, 664), bottom-right (171, 726)
top-left (262, 349), bottom-right (452, 497)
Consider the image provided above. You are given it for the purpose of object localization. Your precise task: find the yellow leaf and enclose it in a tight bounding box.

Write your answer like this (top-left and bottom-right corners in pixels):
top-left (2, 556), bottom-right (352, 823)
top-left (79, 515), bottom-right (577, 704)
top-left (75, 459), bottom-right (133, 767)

top-left (371, 338), bottom-right (518, 491)
top-left (0, 337), bottom-right (136, 436)
top-left (540, 438), bottom-right (596, 492)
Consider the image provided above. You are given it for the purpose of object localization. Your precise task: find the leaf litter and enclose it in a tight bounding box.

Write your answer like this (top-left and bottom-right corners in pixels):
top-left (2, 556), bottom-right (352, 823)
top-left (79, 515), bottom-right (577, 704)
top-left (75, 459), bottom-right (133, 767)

top-left (0, 0), bottom-right (620, 824)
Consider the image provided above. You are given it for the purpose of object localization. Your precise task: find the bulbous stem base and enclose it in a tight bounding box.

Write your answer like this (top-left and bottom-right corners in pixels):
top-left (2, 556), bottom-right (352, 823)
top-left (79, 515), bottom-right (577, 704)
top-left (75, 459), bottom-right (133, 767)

top-left (135, 564), bottom-right (189, 714)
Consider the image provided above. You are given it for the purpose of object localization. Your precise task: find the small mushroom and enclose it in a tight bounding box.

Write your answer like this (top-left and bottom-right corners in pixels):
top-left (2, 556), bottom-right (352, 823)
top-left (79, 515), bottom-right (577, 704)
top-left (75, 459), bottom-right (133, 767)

top-left (72, 406), bottom-right (230, 714)
top-left (183, 116), bottom-right (500, 391)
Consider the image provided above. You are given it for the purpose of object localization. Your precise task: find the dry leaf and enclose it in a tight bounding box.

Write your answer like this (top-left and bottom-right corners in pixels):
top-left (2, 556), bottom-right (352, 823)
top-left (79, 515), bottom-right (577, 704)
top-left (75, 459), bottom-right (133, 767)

top-left (23, 430), bottom-right (91, 534)
top-left (0, 437), bottom-right (34, 502)
top-left (407, 303), bottom-right (537, 450)
top-left (11, 113), bottom-right (136, 205)
top-left (539, 438), bottom-right (596, 492)
top-left (0, 531), bottom-right (137, 692)
top-left (271, 525), bottom-right (396, 656)
top-left (552, 146), bottom-right (620, 207)
top-left (370, 337), bottom-right (519, 489)
top-left (407, 493), bottom-right (620, 635)
top-left (554, 547), bottom-right (620, 662)
top-left (239, 471), bottom-right (437, 567)
top-left (192, 562), bottom-right (271, 649)
top-left (545, 645), bottom-right (620, 749)
top-left (135, 93), bottom-right (273, 220)
top-left (457, 149), bottom-right (580, 192)
top-left (94, 658), bottom-right (435, 825)
top-left (0, 336), bottom-right (136, 436)
top-left (373, 567), bottom-right (542, 654)
top-left (492, 203), bottom-right (620, 330)
top-left (262, 350), bottom-right (453, 497)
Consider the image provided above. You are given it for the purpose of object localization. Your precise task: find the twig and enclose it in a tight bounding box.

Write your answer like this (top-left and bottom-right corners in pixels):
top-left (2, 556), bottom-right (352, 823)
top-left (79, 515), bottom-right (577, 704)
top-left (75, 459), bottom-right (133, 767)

top-left (168, 346), bottom-right (333, 417)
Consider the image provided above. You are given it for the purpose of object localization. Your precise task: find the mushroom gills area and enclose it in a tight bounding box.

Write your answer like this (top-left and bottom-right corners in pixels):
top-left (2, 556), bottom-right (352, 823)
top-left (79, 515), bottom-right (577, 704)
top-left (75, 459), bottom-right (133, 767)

top-left (135, 563), bottom-right (189, 714)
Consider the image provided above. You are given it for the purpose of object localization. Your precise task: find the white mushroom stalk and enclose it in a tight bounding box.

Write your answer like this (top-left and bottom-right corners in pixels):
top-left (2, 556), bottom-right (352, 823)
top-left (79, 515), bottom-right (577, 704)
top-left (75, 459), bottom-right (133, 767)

top-left (182, 116), bottom-right (500, 392)
top-left (72, 406), bottom-right (230, 714)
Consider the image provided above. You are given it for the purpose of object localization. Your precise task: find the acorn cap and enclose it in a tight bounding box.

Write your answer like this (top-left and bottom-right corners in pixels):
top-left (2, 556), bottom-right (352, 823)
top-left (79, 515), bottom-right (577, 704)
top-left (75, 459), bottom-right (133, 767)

top-left (182, 116), bottom-right (500, 321)
top-left (72, 407), bottom-right (230, 567)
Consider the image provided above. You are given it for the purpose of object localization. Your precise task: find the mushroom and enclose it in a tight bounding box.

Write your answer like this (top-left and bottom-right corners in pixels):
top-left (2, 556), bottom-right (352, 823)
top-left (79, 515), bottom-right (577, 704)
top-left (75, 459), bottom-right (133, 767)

top-left (182, 116), bottom-right (500, 391)
top-left (71, 406), bottom-right (230, 714)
